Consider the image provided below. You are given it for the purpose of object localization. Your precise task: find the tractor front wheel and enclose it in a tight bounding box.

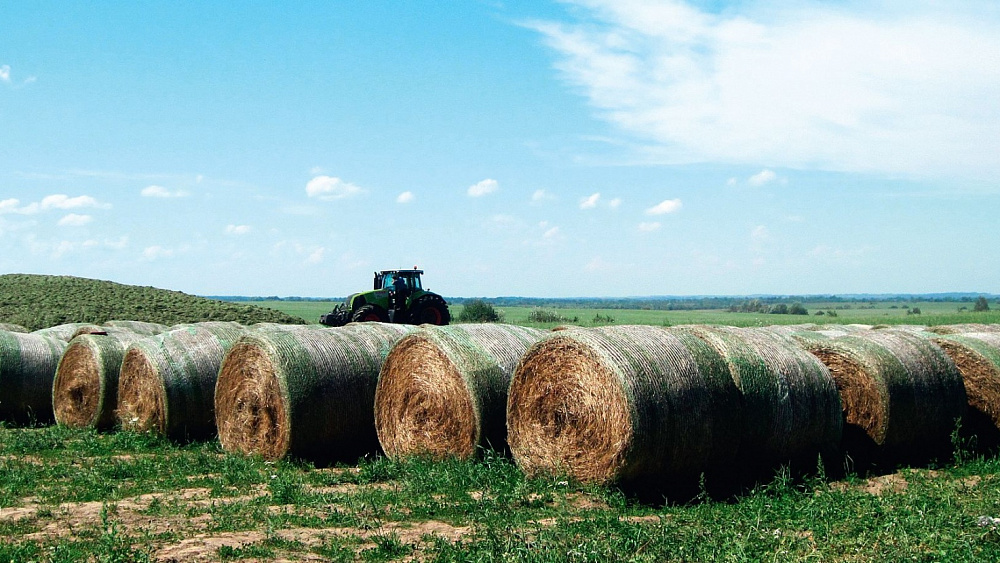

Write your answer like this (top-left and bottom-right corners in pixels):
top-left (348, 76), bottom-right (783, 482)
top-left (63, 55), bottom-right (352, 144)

top-left (351, 304), bottom-right (388, 323)
top-left (410, 296), bottom-right (450, 326)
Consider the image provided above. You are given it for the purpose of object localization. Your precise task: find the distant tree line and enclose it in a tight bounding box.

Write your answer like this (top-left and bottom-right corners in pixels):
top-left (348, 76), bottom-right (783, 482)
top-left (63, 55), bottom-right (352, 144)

top-left (727, 299), bottom-right (808, 315)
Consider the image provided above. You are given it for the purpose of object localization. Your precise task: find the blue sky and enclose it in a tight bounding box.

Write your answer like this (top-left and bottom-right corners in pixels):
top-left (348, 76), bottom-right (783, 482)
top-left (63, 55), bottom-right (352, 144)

top-left (2, 1), bottom-right (998, 298)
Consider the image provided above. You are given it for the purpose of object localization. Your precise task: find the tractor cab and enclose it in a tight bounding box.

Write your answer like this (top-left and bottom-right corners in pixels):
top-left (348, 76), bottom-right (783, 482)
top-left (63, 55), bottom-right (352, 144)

top-left (319, 267), bottom-right (450, 327)
top-left (375, 269), bottom-right (423, 292)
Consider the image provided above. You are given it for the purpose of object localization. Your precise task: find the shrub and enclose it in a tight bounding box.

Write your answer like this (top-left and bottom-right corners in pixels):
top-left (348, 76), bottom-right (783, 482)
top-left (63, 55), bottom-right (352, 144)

top-left (788, 303), bottom-right (809, 315)
top-left (527, 309), bottom-right (567, 323)
top-left (458, 299), bottom-right (503, 323)
top-left (974, 296), bottom-right (991, 312)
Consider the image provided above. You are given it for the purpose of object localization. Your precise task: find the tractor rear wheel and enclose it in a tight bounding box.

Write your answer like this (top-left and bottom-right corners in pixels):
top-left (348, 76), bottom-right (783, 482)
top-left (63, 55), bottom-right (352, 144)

top-left (410, 296), bottom-right (450, 326)
top-left (351, 304), bottom-right (388, 323)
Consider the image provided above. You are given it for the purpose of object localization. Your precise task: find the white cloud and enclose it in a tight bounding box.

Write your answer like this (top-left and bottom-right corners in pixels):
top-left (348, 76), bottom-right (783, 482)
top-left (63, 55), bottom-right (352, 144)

top-left (645, 199), bottom-right (682, 215)
top-left (396, 191), bottom-right (415, 204)
top-left (306, 175), bottom-right (365, 200)
top-left (543, 226), bottom-right (561, 239)
top-left (530, 1), bottom-right (1000, 178)
top-left (41, 194), bottom-right (109, 210)
top-left (57, 213), bottom-right (92, 227)
top-left (748, 169), bottom-right (777, 187)
top-left (306, 247), bottom-right (325, 264)
top-left (0, 65), bottom-right (9, 83)
top-left (141, 185), bottom-right (188, 198)
top-left (531, 189), bottom-right (552, 202)
top-left (468, 179), bottom-right (499, 197)
top-left (580, 193), bottom-right (601, 209)
top-left (638, 221), bottom-right (661, 232)
top-left (0, 199), bottom-right (19, 213)
top-left (608, 197), bottom-right (622, 209)
top-left (751, 225), bottom-right (770, 244)
top-left (225, 224), bottom-right (251, 235)
top-left (142, 246), bottom-right (174, 261)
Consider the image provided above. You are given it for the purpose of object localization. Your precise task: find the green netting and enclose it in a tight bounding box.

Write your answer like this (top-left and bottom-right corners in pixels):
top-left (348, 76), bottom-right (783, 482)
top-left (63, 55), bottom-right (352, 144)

top-left (215, 322), bottom-right (415, 462)
top-left (375, 323), bottom-right (546, 459)
top-left (32, 323), bottom-right (103, 342)
top-left (508, 325), bottom-right (741, 485)
top-left (674, 326), bottom-right (842, 464)
top-left (807, 330), bottom-right (966, 452)
top-left (117, 321), bottom-right (247, 440)
top-left (102, 320), bottom-right (170, 336)
top-left (0, 331), bottom-right (68, 424)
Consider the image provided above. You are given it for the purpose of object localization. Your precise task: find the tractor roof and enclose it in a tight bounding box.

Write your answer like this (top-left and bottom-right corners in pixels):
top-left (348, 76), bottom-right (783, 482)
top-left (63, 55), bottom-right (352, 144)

top-left (379, 269), bottom-right (423, 275)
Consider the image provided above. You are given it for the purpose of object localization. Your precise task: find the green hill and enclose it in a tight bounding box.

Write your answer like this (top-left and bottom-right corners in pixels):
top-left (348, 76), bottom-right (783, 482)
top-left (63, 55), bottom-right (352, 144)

top-left (0, 274), bottom-right (307, 330)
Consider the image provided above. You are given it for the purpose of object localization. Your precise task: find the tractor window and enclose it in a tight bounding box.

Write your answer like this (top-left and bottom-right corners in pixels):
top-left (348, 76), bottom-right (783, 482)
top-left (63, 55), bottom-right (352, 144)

top-left (382, 273), bottom-right (394, 289)
top-left (408, 276), bottom-right (422, 290)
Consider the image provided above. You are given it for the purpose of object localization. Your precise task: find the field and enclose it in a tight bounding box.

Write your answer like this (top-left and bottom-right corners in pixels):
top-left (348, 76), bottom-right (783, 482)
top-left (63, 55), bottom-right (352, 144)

top-left (3, 424), bottom-right (1000, 561)
top-left (4, 277), bottom-right (1000, 560)
top-left (260, 299), bottom-right (1000, 329)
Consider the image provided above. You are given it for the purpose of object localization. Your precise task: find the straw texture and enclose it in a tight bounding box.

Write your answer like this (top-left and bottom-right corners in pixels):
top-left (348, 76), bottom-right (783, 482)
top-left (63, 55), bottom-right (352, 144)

top-left (674, 326), bottom-right (842, 463)
top-left (806, 330), bottom-right (966, 452)
top-left (375, 324), bottom-right (546, 460)
top-left (931, 332), bottom-right (1000, 438)
top-left (507, 325), bottom-right (741, 485)
top-left (116, 322), bottom-right (246, 440)
top-left (0, 331), bottom-right (68, 424)
top-left (52, 331), bottom-right (145, 429)
top-left (215, 322), bottom-right (414, 462)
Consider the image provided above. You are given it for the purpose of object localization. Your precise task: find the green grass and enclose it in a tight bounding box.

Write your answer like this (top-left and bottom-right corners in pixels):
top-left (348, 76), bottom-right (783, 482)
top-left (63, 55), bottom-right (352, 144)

top-left (3, 425), bottom-right (1000, 561)
top-left (0, 274), bottom-right (305, 330)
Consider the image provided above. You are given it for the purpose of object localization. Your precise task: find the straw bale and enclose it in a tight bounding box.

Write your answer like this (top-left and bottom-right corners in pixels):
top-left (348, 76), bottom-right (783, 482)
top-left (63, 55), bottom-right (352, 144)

top-left (0, 323), bottom-right (28, 333)
top-left (674, 326), bottom-right (842, 463)
top-left (931, 332), bottom-right (1000, 438)
top-left (507, 325), bottom-right (741, 485)
top-left (102, 320), bottom-right (170, 336)
top-left (33, 323), bottom-right (103, 342)
top-left (52, 331), bottom-right (145, 429)
top-left (116, 322), bottom-right (246, 440)
top-left (806, 330), bottom-right (966, 452)
top-left (0, 331), bottom-right (68, 424)
top-left (376, 324), bottom-right (545, 460)
top-left (928, 324), bottom-right (1000, 335)
top-left (215, 322), bottom-right (414, 462)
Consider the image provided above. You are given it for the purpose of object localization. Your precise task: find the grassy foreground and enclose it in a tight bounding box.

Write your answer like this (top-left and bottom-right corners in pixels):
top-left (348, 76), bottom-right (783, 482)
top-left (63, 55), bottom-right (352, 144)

top-left (2, 425), bottom-right (1000, 561)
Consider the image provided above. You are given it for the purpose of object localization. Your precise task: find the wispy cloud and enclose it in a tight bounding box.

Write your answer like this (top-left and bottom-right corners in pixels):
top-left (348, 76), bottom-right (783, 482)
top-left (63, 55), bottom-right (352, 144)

top-left (225, 224), bottom-right (251, 235)
top-left (748, 169), bottom-right (777, 187)
top-left (645, 199), bottom-right (682, 215)
top-left (580, 193), bottom-right (601, 209)
top-left (0, 194), bottom-right (110, 215)
top-left (531, 189), bottom-right (555, 203)
top-left (0, 65), bottom-right (9, 83)
top-left (528, 1), bottom-right (1000, 178)
top-left (396, 191), bottom-right (415, 204)
top-left (142, 185), bottom-right (189, 198)
top-left (57, 214), bottom-right (92, 227)
top-left (142, 246), bottom-right (175, 261)
top-left (468, 179), bottom-right (498, 197)
top-left (638, 221), bottom-right (661, 232)
top-left (306, 176), bottom-right (365, 200)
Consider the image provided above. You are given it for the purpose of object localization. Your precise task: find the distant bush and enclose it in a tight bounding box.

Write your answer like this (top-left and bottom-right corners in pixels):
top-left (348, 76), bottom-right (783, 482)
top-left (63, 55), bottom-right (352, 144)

top-left (592, 313), bottom-right (616, 324)
top-left (458, 299), bottom-right (503, 323)
top-left (907, 307), bottom-right (921, 315)
top-left (788, 303), bottom-right (809, 315)
top-left (528, 309), bottom-right (569, 323)
top-left (769, 304), bottom-right (789, 315)
top-left (974, 296), bottom-right (991, 312)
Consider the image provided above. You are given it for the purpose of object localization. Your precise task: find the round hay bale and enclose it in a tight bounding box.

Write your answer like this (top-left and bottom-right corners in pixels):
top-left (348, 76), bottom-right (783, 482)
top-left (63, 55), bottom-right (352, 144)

top-left (507, 325), bottom-right (741, 485)
top-left (674, 326), bottom-right (842, 464)
top-left (102, 320), bottom-right (170, 336)
top-left (0, 323), bottom-right (28, 333)
top-left (33, 323), bottom-right (103, 342)
top-left (928, 324), bottom-right (1000, 335)
top-left (0, 331), bottom-right (68, 424)
top-left (805, 330), bottom-right (966, 453)
top-left (215, 322), bottom-right (414, 462)
top-left (931, 332), bottom-right (1000, 440)
top-left (116, 322), bottom-right (246, 440)
top-left (375, 324), bottom-right (546, 460)
top-left (52, 331), bottom-right (145, 429)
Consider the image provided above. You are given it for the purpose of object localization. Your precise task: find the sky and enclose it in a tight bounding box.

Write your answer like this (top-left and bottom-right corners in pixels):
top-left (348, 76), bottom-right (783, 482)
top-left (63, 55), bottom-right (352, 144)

top-left (2, 0), bottom-right (999, 298)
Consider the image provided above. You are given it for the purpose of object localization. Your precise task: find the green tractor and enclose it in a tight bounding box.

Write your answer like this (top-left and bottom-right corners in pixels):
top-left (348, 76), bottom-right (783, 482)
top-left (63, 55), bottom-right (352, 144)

top-left (319, 268), bottom-right (450, 327)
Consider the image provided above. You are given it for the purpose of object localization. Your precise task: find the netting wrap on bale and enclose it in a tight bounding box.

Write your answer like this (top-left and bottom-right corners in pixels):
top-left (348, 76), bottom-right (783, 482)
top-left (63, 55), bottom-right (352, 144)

top-left (215, 322), bottom-right (414, 462)
top-left (0, 331), bottom-right (68, 424)
top-left (507, 325), bottom-right (742, 486)
top-left (673, 326), bottom-right (842, 464)
top-left (116, 322), bottom-right (246, 440)
top-left (0, 323), bottom-right (28, 333)
top-left (931, 332), bottom-right (1000, 441)
top-left (375, 323), bottom-right (546, 460)
top-left (806, 330), bottom-right (966, 454)
top-left (33, 323), bottom-right (103, 343)
top-left (102, 320), bottom-right (170, 336)
top-left (929, 324), bottom-right (1000, 335)
top-left (52, 331), bottom-right (145, 429)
